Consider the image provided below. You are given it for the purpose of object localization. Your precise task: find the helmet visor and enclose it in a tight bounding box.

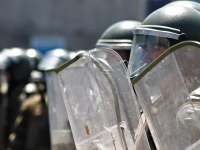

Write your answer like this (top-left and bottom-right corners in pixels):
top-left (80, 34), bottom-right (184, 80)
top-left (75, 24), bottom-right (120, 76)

top-left (128, 34), bottom-right (171, 78)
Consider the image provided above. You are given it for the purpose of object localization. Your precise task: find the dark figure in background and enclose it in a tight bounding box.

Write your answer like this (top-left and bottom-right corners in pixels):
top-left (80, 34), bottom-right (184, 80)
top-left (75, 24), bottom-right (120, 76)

top-left (0, 48), bottom-right (51, 150)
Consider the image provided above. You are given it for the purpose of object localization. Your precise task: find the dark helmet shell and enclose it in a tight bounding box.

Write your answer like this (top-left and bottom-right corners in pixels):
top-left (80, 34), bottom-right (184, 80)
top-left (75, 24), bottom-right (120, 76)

top-left (96, 20), bottom-right (141, 50)
top-left (165, 1), bottom-right (200, 12)
top-left (142, 5), bottom-right (200, 42)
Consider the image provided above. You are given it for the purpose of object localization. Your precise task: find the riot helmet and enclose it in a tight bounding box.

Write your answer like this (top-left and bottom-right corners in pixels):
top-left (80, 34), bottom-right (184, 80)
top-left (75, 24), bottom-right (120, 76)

top-left (0, 48), bottom-right (34, 82)
top-left (128, 5), bottom-right (200, 78)
top-left (37, 48), bottom-right (70, 71)
top-left (96, 20), bottom-right (141, 60)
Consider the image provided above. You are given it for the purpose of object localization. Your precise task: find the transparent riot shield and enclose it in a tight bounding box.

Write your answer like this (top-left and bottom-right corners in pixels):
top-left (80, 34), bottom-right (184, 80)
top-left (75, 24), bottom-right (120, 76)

top-left (45, 71), bottom-right (76, 150)
top-left (133, 41), bottom-right (200, 150)
top-left (55, 48), bottom-right (151, 150)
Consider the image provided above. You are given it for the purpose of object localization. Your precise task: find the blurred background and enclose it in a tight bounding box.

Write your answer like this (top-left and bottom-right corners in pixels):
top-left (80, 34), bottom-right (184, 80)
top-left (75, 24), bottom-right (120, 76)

top-left (0, 0), bottom-right (200, 150)
top-left (0, 0), bottom-right (198, 52)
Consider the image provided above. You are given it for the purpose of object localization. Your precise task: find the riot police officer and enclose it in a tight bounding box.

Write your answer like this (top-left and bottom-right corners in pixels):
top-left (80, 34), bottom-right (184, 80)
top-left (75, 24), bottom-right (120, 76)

top-left (128, 4), bottom-right (200, 78)
top-left (0, 48), bottom-right (42, 149)
top-left (128, 4), bottom-right (200, 150)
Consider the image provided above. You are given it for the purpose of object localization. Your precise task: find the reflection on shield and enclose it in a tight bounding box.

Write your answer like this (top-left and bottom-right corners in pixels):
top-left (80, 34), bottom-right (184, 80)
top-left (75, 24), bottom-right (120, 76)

top-left (55, 48), bottom-right (151, 150)
top-left (133, 41), bottom-right (200, 150)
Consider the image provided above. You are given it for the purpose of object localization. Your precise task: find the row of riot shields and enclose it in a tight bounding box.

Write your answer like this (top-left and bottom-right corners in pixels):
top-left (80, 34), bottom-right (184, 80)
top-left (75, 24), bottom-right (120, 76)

top-left (46, 41), bottom-right (200, 150)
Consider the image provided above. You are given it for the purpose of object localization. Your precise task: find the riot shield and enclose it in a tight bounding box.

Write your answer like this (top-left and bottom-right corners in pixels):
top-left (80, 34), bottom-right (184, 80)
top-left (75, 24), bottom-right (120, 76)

top-left (133, 41), bottom-right (200, 150)
top-left (45, 71), bottom-right (76, 150)
top-left (55, 48), bottom-right (151, 150)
